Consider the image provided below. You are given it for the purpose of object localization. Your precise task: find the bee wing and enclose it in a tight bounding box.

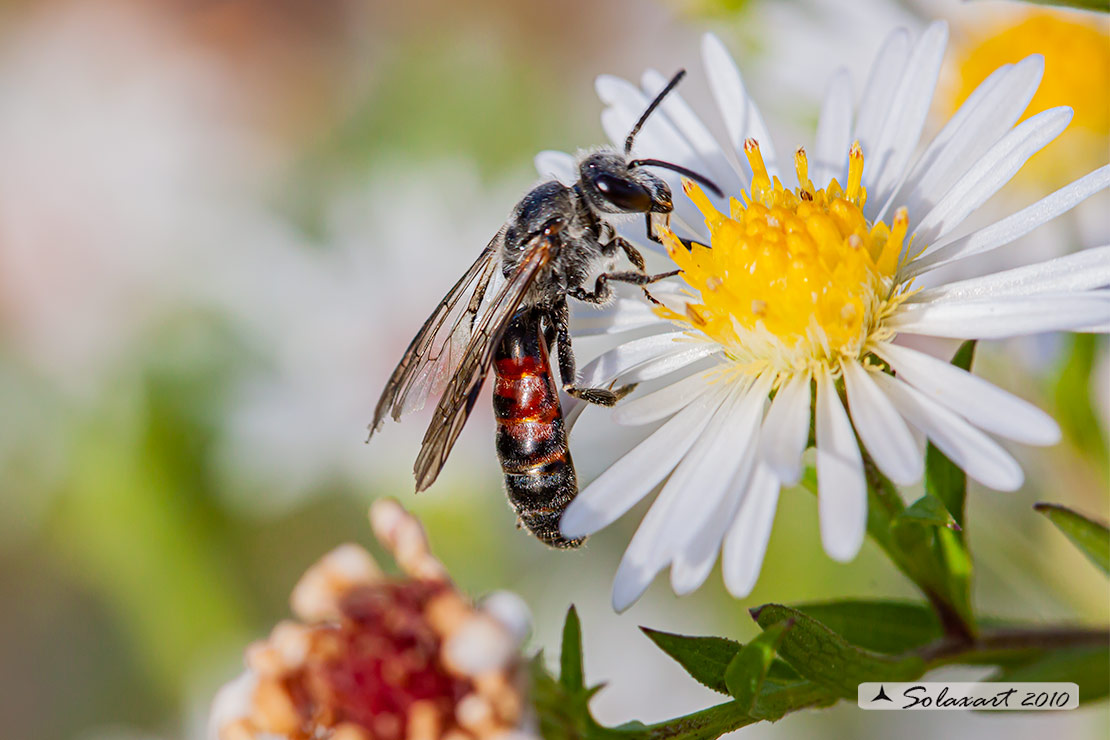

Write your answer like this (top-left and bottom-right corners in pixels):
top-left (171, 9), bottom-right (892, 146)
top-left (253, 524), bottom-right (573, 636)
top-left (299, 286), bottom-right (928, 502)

top-left (369, 231), bottom-right (503, 437)
top-left (413, 234), bottom-right (555, 491)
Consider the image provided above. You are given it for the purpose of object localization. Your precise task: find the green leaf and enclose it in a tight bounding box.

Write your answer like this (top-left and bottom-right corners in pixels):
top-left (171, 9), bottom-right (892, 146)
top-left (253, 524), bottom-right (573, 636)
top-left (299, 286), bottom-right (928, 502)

top-left (560, 606), bottom-right (585, 693)
top-left (927, 340), bottom-right (975, 528)
top-left (1053, 333), bottom-right (1109, 469)
top-left (790, 600), bottom-right (943, 654)
top-left (642, 629), bottom-right (800, 696)
top-left (751, 604), bottom-right (926, 698)
top-left (894, 493), bottom-right (961, 531)
top-left (995, 0), bottom-right (1110, 13)
top-left (1034, 503), bottom-right (1110, 575)
top-left (988, 646), bottom-right (1110, 705)
top-left (641, 629), bottom-right (742, 695)
top-left (725, 621), bottom-right (792, 711)
top-left (749, 681), bottom-right (838, 720)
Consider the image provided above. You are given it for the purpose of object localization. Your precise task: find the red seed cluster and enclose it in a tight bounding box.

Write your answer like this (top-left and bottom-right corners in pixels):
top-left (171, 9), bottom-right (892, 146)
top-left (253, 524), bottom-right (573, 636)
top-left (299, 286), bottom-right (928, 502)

top-left (214, 500), bottom-right (528, 740)
top-left (299, 581), bottom-right (469, 739)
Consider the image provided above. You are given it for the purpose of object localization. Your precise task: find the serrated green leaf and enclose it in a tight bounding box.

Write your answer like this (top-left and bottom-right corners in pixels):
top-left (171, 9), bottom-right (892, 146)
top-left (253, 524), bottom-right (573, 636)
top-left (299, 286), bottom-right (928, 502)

top-left (560, 606), bottom-right (585, 693)
top-left (988, 646), bottom-right (1110, 704)
top-left (790, 600), bottom-right (943, 654)
top-left (640, 629), bottom-right (741, 694)
top-left (895, 493), bottom-right (961, 531)
top-left (751, 604), bottom-right (926, 698)
top-left (725, 621), bottom-right (792, 711)
top-left (641, 628), bottom-right (799, 696)
top-left (1034, 503), bottom-right (1110, 575)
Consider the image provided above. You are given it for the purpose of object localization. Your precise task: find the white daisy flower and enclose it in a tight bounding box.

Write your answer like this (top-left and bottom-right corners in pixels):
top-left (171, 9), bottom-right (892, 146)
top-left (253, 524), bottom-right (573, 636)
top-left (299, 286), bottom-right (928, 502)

top-left (536, 22), bottom-right (1110, 612)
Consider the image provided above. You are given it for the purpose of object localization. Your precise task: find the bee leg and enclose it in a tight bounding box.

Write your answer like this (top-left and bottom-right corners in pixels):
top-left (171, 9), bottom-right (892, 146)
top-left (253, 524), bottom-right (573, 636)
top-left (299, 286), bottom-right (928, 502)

top-left (604, 235), bottom-right (646, 272)
top-left (645, 214), bottom-right (700, 251)
top-left (644, 213), bottom-right (662, 245)
top-left (597, 269), bottom-right (681, 287)
top-left (552, 299), bottom-right (637, 407)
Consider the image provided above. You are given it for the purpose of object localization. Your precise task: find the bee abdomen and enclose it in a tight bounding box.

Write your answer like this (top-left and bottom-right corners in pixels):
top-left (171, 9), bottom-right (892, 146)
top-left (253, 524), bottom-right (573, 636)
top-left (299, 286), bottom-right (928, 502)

top-left (493, 311), bottom-right (584, 549)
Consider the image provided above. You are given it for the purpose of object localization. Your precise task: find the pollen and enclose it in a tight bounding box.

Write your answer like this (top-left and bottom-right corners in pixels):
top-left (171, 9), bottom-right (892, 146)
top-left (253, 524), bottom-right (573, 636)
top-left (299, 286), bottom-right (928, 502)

top-left (657, 141), bottom-right (912, 378)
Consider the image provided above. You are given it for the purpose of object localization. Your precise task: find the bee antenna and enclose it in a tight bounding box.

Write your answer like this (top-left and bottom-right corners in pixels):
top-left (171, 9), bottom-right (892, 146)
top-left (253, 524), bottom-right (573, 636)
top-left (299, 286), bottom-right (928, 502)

top-left (624, 69), bottom-right (686, 156)
top-left (629, 158), bottom-right (724, 199)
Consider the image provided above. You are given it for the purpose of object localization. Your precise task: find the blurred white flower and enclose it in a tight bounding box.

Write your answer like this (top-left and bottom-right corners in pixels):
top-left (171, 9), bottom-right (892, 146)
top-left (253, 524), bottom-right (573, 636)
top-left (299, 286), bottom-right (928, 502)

top-left (539, 23), bottom-right (1109, 611)
top-left (0, 0), bottom-right (263, 393)
top-left (207, 162), bottom-right (520, 512)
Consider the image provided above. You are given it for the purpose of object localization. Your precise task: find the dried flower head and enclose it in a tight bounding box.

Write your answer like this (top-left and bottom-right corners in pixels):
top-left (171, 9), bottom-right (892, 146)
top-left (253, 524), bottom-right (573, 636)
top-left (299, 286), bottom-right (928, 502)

top-left (210, 499), bottom-right (532, 740)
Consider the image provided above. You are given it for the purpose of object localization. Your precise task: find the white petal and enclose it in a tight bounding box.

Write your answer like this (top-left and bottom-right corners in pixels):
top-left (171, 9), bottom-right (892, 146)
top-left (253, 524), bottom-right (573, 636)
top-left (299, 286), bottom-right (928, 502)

top-left (702, 33), bottom-right (777, 176)
top-left (815, 370), bottom-right (866, 562)
top-left (641, 68), bottom-right (747, 194)
top-left (608, 387), bottom-right (728, 612)
top-left (571, 296), bottom-right (670, 336)
top-left (597, 75), bottom-right (702, 169)
top-left (561, 387), bottom-right (725, 538)
top-left (622, 344), bottom-right (720, 384)
top-left (873, 373), bottom-right (1024, 490)
top-left (889, 292), bottom-right (1110, 340)
top-left (910, 246), bottom-right (1110, 303)
top-left (758, 371), bottom-right (812, 484)
top-left (842, 361), bottom-right (923, 485)
top-left (911, 107), bottom-right (1074, 246)
top-left (576, 331), bottom-right (688, 387)
top-left (721, 463), bottom-right (780, 598)
top-left (668, 375), bottom-right (776, 597)
top-left (669, 457), bottom-right (752, 596)
top-left (902, 165), bottom-right (1110, 279)
top-left (866, 21), bottom-right (949, 213)
top-left (886, 55), bottom-right (1043, 221)
top-left (812, 69), bottom-right (853, 186)
top-left (853, 28), bottom-right (911, 175)
top-left (875, 342), bottom-right (1061, 446)
top-left (534, 150), bottom-right (578, 186)
top-left (612, 370), bottom-right (713, 425)
top-left (661, 373), bottom-right (772, 579)
top-left (611, 484), bottom-right (684, 611)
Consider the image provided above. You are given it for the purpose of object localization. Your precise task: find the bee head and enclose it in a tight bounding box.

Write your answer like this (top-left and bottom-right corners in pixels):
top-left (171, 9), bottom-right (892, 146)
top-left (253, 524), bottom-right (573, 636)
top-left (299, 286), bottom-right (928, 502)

top-left (578, 151), bottom-right (672, 215)
top-left (577, 69), bottom-right (723, 218)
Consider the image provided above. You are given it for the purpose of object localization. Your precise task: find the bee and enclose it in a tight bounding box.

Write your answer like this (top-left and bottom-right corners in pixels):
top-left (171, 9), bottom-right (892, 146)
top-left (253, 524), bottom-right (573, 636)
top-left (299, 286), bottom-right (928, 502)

top-left (368, 70), bottom-right (721, 548)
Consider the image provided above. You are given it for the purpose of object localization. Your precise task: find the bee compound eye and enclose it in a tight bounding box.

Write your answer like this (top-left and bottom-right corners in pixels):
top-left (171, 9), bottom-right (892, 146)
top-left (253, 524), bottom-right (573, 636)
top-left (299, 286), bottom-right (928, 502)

top-left (593, 173), bottom-right (653, 212)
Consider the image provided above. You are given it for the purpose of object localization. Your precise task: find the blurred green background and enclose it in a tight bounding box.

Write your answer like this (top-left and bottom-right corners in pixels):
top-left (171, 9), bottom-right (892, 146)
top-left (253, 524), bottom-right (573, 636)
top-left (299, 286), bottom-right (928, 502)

top-left (0, 1), bottom-right (1106, 739)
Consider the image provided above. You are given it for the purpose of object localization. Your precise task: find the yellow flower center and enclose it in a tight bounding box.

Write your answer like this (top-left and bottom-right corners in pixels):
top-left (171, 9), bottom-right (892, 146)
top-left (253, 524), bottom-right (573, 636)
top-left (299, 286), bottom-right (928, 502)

top-left (949, 10), bottom-right (1110, 187)
top-left (657, 140), bottom-right (910, 379)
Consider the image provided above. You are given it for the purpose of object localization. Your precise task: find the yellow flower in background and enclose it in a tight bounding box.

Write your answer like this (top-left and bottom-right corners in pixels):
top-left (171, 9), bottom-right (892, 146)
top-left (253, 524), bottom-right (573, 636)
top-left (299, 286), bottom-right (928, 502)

top-left (949, 9), bottom-right (1110, 189)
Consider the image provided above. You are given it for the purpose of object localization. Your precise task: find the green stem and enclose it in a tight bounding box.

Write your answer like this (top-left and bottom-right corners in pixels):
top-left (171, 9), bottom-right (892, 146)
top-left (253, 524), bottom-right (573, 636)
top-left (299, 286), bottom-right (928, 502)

top-left (915, 625), bottom-right (1109, 666)
top-left (861, 453), bottom-right (975, 640)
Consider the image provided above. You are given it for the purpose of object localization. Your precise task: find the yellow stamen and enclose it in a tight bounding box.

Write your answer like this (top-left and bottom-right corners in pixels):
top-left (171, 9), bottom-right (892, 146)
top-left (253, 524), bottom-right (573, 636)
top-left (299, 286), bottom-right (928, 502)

top-left (744, 138), bottom-right (772, 202)
top-left (668, 144), bottom-right (915, 379)
top-left (794, 147), bottom-right (813, 194)
top-left (876, 207), bottom-right (909, 276)
top-left (845, 141), bottom-right (864, 205)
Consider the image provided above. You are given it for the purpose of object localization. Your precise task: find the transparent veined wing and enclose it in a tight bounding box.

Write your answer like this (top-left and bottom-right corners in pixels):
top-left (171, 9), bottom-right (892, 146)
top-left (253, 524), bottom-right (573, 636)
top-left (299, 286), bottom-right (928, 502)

top-left (368, 231), bottom-right (503, 438)
top-left (413, 233), bottom-right (555, 490)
